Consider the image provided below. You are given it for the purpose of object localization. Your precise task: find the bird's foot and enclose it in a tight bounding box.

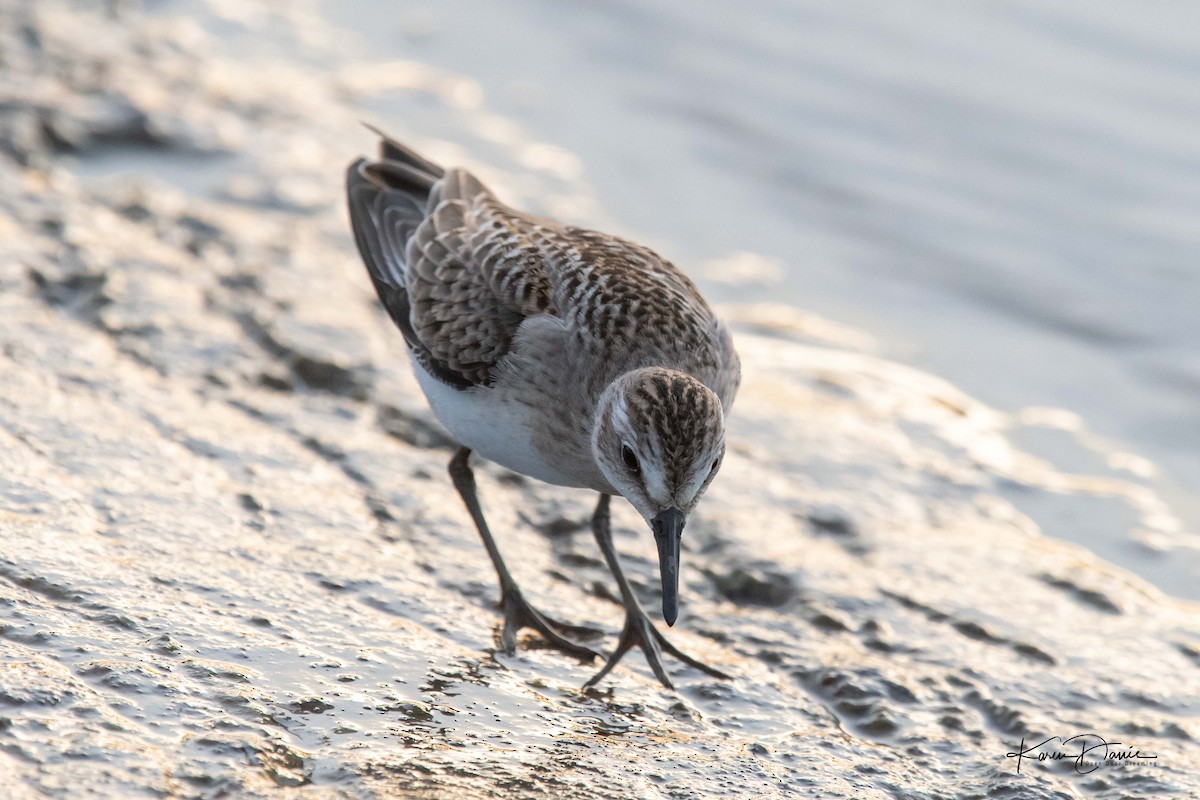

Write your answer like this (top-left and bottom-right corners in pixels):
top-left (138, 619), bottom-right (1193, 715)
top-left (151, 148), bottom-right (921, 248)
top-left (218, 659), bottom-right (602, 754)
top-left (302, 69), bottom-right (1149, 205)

top-left (496, 584), bottom-right (601, 662)
top-left (585, 607), bottom-right (731, 690)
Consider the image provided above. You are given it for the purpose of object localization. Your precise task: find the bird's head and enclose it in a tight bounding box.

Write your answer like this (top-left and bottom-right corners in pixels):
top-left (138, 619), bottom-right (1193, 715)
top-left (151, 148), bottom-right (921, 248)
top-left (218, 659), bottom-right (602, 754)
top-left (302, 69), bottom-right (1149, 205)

top-left (592, 367), bottom-right (727, 626)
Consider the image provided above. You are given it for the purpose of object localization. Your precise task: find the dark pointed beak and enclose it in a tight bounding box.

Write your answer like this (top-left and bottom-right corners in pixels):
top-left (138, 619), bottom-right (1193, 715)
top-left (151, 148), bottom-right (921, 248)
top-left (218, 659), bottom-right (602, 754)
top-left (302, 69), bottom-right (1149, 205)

top-left (651, 507), bottom-right (686, 626)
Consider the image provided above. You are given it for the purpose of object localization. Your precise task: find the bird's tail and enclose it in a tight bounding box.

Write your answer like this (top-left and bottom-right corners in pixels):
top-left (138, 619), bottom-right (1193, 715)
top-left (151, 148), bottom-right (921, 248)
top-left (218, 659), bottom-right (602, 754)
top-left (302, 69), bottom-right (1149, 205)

top-left (346, 130), bottom-right (448, 345)
top-left (364, 123), bottom-right (446, 181)
top-left (345, 130), bottom-right (447, 287)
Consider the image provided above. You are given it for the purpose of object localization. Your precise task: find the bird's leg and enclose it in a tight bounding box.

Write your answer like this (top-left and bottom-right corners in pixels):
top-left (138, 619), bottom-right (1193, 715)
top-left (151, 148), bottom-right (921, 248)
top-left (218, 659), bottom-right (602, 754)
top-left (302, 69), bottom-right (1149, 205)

top-left (447, 447), bottom-right (599, 661)
top-left (585, 494), bottom-right (731, 690)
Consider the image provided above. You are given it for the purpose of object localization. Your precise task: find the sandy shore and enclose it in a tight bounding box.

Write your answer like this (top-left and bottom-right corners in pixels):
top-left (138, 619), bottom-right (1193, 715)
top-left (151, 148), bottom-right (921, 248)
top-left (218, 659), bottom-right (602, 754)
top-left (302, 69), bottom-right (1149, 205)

top-left (2, 2), bottom-right (1197, 797)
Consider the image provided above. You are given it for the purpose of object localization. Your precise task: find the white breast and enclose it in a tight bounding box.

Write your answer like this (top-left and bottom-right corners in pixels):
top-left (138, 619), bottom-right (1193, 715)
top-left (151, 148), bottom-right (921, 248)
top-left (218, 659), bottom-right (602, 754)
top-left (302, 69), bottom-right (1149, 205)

top-left (410, 354), bottom-right (589, 488)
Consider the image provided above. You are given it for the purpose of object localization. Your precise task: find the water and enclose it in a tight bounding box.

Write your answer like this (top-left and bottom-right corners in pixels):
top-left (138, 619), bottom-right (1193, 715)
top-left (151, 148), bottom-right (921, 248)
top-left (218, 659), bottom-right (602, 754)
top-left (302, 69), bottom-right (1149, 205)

top-left (320, 0), bottom-right (1200, 598)
top-left (5, 2), bottom-right (1200, 796)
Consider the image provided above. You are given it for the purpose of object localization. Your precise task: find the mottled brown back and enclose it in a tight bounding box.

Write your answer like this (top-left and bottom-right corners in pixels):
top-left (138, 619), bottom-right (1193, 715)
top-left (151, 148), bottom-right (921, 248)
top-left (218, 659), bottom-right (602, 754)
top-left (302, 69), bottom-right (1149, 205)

top-left (346, 134), bottom-right (739, 409)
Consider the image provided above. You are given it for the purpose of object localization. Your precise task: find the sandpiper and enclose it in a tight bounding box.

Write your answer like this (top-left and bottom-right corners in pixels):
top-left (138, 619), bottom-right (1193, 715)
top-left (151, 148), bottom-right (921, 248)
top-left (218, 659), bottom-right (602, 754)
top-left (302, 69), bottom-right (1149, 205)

top-left (346, 130), bottom-right (740, 689)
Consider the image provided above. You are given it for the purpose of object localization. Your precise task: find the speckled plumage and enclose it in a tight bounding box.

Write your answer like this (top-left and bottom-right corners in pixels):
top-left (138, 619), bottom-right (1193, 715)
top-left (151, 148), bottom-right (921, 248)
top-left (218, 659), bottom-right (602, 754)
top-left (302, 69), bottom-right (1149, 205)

top-left (346, 131), bottom-right (740, 687)
top-left (347, 137), bottom-right (739, 490)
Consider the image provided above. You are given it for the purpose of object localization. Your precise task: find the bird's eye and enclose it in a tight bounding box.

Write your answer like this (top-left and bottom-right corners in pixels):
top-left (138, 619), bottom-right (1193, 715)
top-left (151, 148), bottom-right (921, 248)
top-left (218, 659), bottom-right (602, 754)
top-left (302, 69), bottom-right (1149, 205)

top-left (622, 445), bottom-right (641, 475)
top-left (710, 458), bottom-right (720, 475)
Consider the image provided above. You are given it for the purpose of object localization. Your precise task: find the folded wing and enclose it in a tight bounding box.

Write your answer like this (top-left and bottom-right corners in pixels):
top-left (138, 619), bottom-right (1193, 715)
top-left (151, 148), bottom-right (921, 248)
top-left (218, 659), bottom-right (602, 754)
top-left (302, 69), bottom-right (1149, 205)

top-left (346, 134), bottom-right (552, 388)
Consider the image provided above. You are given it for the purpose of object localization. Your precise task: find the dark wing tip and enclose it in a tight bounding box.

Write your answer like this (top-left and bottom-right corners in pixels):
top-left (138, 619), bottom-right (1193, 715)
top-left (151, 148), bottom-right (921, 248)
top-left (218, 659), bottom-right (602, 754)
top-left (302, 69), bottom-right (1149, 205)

top-left (345, 157), bottom-right (372, 200)
top-left (360, 122), bottom-right (447, 179)
top-left (345, 147), bottom-right (477, 392)
top-left (362, 159), bottom-right (437, 196)
top-left (345, 159), bottom-right (392, 285)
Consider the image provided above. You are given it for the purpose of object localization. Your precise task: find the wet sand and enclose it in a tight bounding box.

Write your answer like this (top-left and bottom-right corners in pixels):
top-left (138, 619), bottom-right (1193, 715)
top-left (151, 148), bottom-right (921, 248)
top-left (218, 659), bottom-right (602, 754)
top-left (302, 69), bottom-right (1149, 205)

top-left (2, 2), bottom-right (1198, 797)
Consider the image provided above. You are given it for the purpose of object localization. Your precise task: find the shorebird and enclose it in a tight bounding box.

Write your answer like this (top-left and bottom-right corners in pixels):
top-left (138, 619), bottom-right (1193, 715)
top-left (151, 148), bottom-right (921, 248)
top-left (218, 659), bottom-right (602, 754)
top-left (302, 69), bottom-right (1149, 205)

top-left (346, 130), bottom-right (740, 689)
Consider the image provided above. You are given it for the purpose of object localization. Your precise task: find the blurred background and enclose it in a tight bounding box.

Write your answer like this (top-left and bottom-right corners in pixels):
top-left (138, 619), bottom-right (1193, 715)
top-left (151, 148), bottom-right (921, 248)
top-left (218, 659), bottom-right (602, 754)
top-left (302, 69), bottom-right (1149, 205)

top-left (10, 4), bottom-right (1200, 794)
top-left (337, 0), bottom-right (1200, 597)
top-left (83, 0), bottom-right (1200, 597)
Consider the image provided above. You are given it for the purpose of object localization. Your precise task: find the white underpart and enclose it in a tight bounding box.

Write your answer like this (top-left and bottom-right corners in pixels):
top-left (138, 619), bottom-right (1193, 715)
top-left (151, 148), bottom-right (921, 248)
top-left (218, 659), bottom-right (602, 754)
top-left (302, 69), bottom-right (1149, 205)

top-left (410, 353), bottom-right (583, 488)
